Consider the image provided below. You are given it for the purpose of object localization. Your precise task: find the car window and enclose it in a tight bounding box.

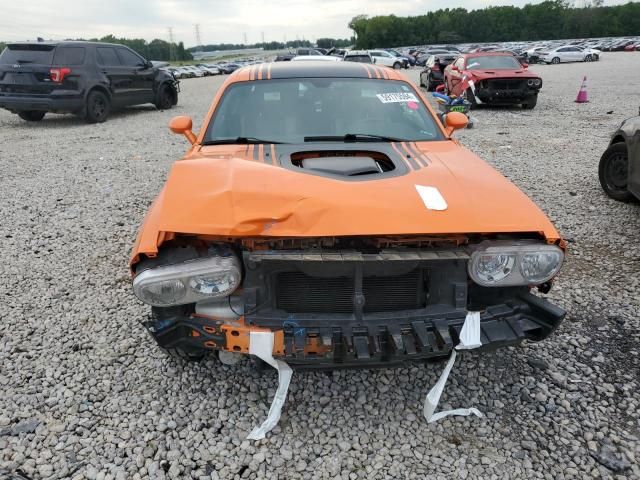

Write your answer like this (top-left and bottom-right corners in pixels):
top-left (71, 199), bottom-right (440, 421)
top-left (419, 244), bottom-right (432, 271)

top-left (370, 51), bottom-right (381, 56)
top-left (205, 78), bottom-right (444, 144)
top-left (557, 47), bottom-right (568, 52)
top-left (117, 48), bottom-right (144, 67)
top-left (0, 44), bottom-right (56, 65)
top-left (52, 46), bottom-right (85, 65)
top-left (96, 47), bottom-right (121, 66)
top-left (465, 55), bottom-right (521, 69)
top-left (344, 55), bottom-right (371, 63)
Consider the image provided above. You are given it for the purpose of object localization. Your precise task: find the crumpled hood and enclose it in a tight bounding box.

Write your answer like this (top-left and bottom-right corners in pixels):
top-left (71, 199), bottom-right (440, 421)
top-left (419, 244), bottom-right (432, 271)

top-left (132, 141), bottom-right (560, 258)
top-left (467, 69), bottom-right (540, 80)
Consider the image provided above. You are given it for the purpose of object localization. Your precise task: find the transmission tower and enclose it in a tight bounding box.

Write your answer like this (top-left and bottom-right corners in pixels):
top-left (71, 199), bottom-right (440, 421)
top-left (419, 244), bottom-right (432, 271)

top-left (194, 24), bottom-right (202, 51)
top-left (167, 27), bottom-right (174, 61)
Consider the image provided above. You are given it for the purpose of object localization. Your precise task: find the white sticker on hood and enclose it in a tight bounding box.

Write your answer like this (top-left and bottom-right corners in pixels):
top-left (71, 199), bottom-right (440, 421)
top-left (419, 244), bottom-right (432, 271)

top-left (376, 92), bottom-right (419, 104)
top-left (415, 185), bottom-right (447, 211)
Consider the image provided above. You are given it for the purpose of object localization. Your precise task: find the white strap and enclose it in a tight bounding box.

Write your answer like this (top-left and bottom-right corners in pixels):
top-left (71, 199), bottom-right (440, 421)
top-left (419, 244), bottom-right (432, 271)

top-left (423, 311), bottom-right (484, 423)
top-left (246, 332), bottom-right (293, 440)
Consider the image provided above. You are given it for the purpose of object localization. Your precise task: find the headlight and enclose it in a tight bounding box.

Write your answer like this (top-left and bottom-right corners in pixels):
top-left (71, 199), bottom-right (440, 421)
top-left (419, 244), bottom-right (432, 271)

top-left (527, 79), bottom-right (534, 86)
top-left (133, 255), bottom-right (241, 306)
top-left (533, 78), bottom-right (541, 86)
top-left (469, 243), bottom-right (563, 287)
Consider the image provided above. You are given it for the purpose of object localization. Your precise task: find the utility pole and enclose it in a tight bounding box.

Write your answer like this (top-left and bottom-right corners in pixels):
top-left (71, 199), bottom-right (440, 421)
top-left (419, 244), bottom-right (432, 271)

top-left (167, 27), bottom-right (174, 62)
top-left (243, 32), bottom-right (248, 45)
top-left (261, 31), bottom-right (265, 45)
top-left (194, 24), bottom-right (202, 51)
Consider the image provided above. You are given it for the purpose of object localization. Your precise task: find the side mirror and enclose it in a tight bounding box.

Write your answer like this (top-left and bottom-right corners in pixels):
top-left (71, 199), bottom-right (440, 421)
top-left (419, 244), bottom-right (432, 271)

top-left (444, 111), bottom-right (469, 136)
top-left (521, 62), bottom-right (529, 69)
top-left (169, 116), bottom-right (197, 144)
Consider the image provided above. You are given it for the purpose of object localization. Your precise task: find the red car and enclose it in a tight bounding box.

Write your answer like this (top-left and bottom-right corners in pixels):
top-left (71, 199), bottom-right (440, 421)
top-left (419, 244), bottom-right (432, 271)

top-left (443, 52), bottom-right (542, 109)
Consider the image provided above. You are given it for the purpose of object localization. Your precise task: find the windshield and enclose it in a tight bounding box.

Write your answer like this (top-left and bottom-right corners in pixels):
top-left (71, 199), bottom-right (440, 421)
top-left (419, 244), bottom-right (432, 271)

top-left (344, 55), bottom-right (371, 63)
top-left (465, 55), bottom-right (522, 70)
top-left (0, 44), bottom-right (56, 64)
top-left (204, 78), bottom-right (443, 144)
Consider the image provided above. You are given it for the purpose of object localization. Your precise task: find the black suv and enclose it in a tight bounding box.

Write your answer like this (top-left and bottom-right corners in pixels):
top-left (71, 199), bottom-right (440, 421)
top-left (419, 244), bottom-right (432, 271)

top-left (0, 41), bottom-right (179, 123)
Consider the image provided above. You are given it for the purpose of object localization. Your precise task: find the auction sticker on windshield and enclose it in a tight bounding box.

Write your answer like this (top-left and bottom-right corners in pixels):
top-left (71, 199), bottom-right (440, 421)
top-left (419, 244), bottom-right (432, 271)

top-left (377, 92), bottom-right (419, 103)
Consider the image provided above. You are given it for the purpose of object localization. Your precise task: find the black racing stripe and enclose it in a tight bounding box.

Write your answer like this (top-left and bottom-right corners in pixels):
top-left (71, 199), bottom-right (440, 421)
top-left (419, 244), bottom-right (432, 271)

top-left (390, 142), bottom-right (415, 170)
top-left (406, 142), bottom-right (428, 168)
top-left (403, 142), bottom-right (424, 167)
top-left (410, 142), bottom-right (430, 167)
top-left (397, 143), bottom-right (421, 170)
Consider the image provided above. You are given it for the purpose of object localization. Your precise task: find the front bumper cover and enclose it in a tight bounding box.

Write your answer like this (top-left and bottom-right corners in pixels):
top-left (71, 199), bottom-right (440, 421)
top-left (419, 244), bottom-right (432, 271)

top-left (145, 291), bottom-right (565, 369)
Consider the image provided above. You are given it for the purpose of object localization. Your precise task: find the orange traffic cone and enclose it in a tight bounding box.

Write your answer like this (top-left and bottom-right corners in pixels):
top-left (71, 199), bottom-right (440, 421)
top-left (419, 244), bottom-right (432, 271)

top-left (575, 76), bottom-right (589, 103)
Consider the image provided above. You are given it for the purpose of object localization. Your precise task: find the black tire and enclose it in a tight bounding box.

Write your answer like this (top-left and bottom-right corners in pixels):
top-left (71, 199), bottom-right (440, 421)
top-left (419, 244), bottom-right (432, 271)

top-left (155, 84), bottom-right (176, 110)
top-left (419, 73), bottom-right (425, 87)
top-left (584, 54), bottom-right (592, 62)
top-left (85, 90), bottom-right (110, 123)
top-left (522, 95), bottom-right (537, 110)
top-left (598, 143), bottom-right (633, 202)
top-left (464, 87), bottom-right (478, 108)
top-left (393, 62), bottom-right (402, 70)
top-left (426, 74), bottom-right (434, 91)
top-left (551, 57), bottom-right (560, 64)
top-left (18, 110), bottom-right (46, 122)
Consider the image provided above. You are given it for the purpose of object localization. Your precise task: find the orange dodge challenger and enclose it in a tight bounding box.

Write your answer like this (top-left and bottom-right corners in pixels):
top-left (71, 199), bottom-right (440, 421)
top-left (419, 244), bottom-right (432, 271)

top-left (130, 61), bottom-right (566, 368)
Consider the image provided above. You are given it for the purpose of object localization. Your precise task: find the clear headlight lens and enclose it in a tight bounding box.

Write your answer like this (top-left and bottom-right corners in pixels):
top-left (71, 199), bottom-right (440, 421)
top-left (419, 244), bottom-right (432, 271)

top-left (133, 255), bottom-right (241, 306)
top-left (475, 253), bottom-right (516, 283)
top-left (469, 242), bottom-right (563, 287)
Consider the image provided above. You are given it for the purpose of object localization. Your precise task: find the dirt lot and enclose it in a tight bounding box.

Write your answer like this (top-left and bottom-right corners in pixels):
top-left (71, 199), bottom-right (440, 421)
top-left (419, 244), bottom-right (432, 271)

top-left (1, 53), bottom-right (639, 480)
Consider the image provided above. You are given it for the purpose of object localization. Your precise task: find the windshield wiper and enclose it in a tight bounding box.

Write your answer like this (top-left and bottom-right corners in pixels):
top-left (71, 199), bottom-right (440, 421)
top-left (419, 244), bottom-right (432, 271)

top-left (304, 133), bottom-right (407, 143)
top-left (202, 137), bottom-right (284, 145)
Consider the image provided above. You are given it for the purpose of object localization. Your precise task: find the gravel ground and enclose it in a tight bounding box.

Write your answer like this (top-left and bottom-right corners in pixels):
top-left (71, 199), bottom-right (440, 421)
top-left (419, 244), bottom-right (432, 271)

top-left (1, 52), bottom-right (639, 480)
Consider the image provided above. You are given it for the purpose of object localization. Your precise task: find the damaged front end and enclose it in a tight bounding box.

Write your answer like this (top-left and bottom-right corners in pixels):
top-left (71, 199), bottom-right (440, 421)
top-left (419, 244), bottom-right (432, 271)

top-left (473, 77), bottom-right (541, 104)
top-left (133, 235), bottom-right (566, 369)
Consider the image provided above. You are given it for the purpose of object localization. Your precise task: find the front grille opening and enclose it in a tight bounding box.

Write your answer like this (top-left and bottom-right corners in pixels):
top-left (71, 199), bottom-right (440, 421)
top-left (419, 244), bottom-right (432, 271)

top-left (290, 151), bottom-right (395, 176)
top-left (276, 269), bottom-right (425, 314)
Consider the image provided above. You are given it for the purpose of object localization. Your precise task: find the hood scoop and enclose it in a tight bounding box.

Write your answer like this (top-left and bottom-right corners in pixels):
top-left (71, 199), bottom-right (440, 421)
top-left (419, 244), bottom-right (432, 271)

top-left (302, 156), bottom-right (382, 176)
top-left (289, 150), bottom-right (399, 180)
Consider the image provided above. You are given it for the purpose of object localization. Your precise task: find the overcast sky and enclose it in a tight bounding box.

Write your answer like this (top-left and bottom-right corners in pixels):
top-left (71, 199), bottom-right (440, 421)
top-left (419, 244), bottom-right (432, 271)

top-left (0, 0), bottom-right (627, 46)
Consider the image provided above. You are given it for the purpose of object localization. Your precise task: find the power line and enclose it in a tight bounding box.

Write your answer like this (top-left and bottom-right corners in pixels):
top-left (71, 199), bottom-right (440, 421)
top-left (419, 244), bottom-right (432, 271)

top-left (194, 24), bottom-right (202, 51)
top-left (167, 27), bottom-right (174, 62)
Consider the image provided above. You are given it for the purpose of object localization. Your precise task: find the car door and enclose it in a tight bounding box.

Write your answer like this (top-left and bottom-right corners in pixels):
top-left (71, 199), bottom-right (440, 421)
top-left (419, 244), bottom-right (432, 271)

top-left (558, 47), bottom-right (572, 62)
top-left (116, 47), bottom-right (154, 105)
top-left (448, 57), bottom-right (465, 95)
top-left (571, 47), bottom-right (585, 61)
top-left (627, 120), bottom-right (640, 199)
top-left (96, 46), bottom-right (130, 107)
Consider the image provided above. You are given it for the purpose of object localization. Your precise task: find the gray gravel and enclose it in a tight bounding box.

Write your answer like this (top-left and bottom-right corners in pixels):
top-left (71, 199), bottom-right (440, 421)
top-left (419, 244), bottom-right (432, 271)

top-left (1, 53), bottom-right (639, 479)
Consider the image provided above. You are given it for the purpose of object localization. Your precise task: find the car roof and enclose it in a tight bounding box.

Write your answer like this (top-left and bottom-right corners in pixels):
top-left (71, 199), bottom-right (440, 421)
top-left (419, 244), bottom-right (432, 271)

top-left (232, 60), bottom-right (406, 80)
top-left (6, 41), bottom-right (129, 48)
top-left (463, 52), bottom-right (517, 58)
